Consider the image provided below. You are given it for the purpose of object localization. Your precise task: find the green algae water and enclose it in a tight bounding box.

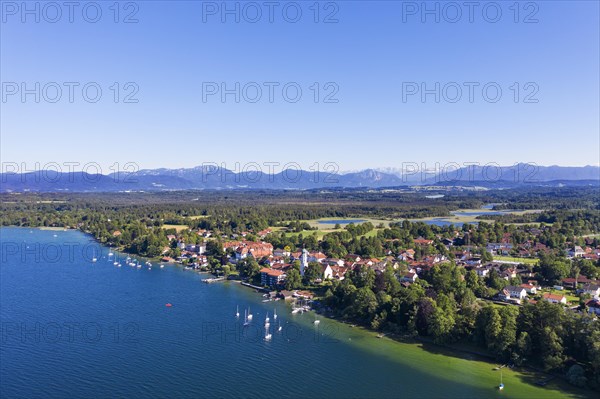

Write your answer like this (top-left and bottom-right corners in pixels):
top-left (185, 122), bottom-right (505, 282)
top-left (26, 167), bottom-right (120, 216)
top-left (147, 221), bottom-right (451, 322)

top-left (0, 228), bottom-right (592, 398)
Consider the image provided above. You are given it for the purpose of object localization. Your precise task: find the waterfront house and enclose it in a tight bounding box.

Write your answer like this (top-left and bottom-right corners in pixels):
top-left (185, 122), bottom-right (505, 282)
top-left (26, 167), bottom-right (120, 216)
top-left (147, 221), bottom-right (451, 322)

top-left (259, 268), bottom-right (286, 288)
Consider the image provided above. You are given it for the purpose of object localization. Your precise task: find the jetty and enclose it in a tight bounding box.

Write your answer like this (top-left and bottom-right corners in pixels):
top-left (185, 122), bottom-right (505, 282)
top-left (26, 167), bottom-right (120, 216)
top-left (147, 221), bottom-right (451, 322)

top-left (202, 277), bottom-right (226, 283)
top-left (241, 281), bottom-right (270, 293)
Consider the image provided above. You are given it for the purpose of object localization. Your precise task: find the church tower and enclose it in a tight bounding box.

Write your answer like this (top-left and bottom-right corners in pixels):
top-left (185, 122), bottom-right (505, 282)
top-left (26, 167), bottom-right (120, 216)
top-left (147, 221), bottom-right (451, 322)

top-left (300, 248), bottom-right (309, 276)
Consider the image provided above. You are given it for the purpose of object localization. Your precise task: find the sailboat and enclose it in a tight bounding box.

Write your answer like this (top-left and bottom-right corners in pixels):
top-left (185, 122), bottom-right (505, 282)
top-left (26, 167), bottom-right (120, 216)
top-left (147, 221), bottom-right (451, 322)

top-left (243, 310), bottom-right (250, 326)
top-left (108, 251), bottom-right (114, 257)
top-left (314, 315), bottom-right (320, 325)
top-left (498, 371), bottom-right (504, 390)
top-left (265, 312), bottom-right (270, 327)
top-left (265, 326), bottom-right (272, 341)
top-left (247, 307), bottom-right (253, 321)
top-left (236, 306), bottom-right (240, 318)
top-left (92, 257), bottom-right (97, 263)
top-left (277, 322), bottom-right (282, 332)
top-left (273, 309), bottom-right (277, 320)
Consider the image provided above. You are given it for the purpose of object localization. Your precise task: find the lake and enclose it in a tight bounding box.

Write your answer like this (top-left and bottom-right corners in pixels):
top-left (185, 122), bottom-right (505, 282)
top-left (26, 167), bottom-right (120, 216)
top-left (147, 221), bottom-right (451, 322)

top-left (318, 219), bottom-right (366, 225)
top-left (0, 228), bottom-right (589, 398)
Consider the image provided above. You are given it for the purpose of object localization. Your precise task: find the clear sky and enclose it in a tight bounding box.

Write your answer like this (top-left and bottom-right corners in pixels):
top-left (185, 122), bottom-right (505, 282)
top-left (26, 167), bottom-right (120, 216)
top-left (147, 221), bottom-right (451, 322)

top-left (1, 0), bottom-right (599, 173)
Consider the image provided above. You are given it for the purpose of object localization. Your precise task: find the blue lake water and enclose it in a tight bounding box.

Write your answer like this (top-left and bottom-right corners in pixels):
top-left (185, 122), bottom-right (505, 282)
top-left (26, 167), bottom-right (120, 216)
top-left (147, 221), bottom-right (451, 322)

top-left (0, 228), bottom-right (569, 398)
top-left (318, 219), bottom-right (366, 225)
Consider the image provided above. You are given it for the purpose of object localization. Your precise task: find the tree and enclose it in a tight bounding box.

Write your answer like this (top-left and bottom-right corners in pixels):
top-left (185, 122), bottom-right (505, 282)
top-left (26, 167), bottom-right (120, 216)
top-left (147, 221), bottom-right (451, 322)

top-left (303, 262), bottom-right (322, 285)
top-left (285, 269), bottom-right (302, 290)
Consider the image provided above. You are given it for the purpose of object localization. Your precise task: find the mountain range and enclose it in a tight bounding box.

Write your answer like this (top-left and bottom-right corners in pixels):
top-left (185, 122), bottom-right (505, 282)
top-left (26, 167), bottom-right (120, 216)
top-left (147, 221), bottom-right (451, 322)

top-left (1, 164), bottom-right (598, 193)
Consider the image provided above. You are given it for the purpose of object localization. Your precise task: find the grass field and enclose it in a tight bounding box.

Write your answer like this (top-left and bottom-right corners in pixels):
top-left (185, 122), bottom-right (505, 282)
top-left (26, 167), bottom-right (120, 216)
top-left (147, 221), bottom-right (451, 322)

top-left (493, 256), bottom-right (539, 265)
top-left (162, 224), bottom-right (190, 232)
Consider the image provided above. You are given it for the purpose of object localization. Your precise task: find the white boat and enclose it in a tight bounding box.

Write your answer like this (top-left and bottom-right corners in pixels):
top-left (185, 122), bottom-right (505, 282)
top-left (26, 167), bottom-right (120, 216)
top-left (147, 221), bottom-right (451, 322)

top-left (137, 263), bottom-right (142, 268)
top-left (265, 332), bottom-right (272, 341)
top-left (278, 322), bottom-right (282, 332)
top-left (273, 309), bottom-right (277, 320)
top-left (265, 312), bottom-right (270, 324)
top-left (160, 264), bottom-right (164, 269)
top-left (108, 252), bottom-right (114, 256)
top-left (113, 260), bottom-right (119, 266)
top-left (92, 258), bottom-right (97, 262)
top-left (117, 263), bottom-right (122, 267)
top-left (247, 308), bottom-right (253, 321)
top-left (499, 372), bottom-right (504, 390)
top-left (314, 319), bottom-right (320, 325)
top-left (236, 306), bottom-right (240, 318)
top-left (243, 310), bottom-right (250, 326)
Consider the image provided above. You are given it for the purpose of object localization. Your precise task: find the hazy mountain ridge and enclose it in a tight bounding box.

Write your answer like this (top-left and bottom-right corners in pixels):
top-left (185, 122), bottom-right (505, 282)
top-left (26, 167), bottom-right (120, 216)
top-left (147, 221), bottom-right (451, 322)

top-left (1, 165), bottom-right (598, 193)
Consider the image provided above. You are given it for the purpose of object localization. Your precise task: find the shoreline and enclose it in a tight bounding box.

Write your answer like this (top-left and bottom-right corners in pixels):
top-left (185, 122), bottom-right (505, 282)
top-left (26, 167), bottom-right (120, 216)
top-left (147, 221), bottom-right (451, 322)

top-left (3, 226), bottom-right (595, 398)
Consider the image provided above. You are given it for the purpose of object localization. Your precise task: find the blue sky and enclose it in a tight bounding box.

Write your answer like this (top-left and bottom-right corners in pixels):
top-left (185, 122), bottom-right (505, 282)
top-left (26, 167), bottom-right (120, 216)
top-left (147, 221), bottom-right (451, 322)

top-left (1, 0), bottom-right (599, 173)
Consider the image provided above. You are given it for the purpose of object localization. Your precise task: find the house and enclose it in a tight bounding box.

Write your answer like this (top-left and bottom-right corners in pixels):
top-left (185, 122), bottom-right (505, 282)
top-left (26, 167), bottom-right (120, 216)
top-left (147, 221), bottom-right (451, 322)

top-left (308, 251), bottom-right (327, 263)
top-left (486, 243), bottom-right (513, 255)
top-left (413, 238), bottom-right (433, 246)
top-left (323, 258), bottom-right (345, 267)
top-left (542, 293), bottom-right (567, 304)
top-left (568, 246), bottom-right (585, 258)
top-left (321, 264), bottom-right (334, 280)
top-left (112, 230), bottom-right (122, 237)
top-left (273, 248), bottom-right (291, 257)
top-left (586, 299), bottom-right (600, 315)
top-left (185, 244), bottom-right (206, 254)
top-left (259, 268), bottom-right (286, 288)
top-left (582, 284), bottom-right (600, 299)
top-left (562, 276), bottom-right (592, 288)
top-left (398, 250), bottom-right (415, 262)
top-left (475, 265), bottom-right (492, 277)
top-left (520, 283), bottom-right (537, 294)
top-left (329, 265), bottom-right (348, 280)
top-left (400, 272), bottom-right (418, 283)
top-left (502, 285), bottom-right (527, 301)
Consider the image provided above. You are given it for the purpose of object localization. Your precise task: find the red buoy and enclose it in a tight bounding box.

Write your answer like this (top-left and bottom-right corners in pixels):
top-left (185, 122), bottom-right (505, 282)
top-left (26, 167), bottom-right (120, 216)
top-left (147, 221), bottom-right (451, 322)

top-left (165, 303), bottom-right (173, 307)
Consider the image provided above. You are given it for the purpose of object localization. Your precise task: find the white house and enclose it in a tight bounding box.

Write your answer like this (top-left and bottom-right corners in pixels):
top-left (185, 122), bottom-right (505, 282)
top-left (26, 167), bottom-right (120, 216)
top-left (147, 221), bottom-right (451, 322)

top-left (543, 293), bottom-right (567, 304)
top-left (502, 285), bottom-right (527, 301)
top-left (582, 284), bottom-right (600, 299)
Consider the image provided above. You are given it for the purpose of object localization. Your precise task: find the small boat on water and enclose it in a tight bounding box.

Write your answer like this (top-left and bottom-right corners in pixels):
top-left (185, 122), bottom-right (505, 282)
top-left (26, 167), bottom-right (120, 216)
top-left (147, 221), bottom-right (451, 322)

top-left (277, 322), bottom-right (282, 332)
top-left (92, 258), bottom-right (97, 262)
top-left (160, 264), bottom-right (164, 268)
top-left (265, 331), bottom-right (272, 341)
top-left (273, 309), bottom-right (277, 320)
top-left (265, 312), bottom-right (270, 324)
top-left (108, 252), bottom-right (114, 256)
top-left (247, 308), bottom-right (253, 321)
top-left (243, 310), bottom-right (250, 326)
top-left (165, 303), bottom-right (173, 307)
top-left (498, 371), bottom-right (504, 390)
top-left (236, 306), bottom-right (240, 318)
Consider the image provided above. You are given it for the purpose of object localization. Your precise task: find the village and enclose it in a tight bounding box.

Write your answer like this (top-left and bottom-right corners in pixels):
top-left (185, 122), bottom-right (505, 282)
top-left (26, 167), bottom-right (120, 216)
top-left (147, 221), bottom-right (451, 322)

top-left (152, 222), bottom-right (600, 316)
